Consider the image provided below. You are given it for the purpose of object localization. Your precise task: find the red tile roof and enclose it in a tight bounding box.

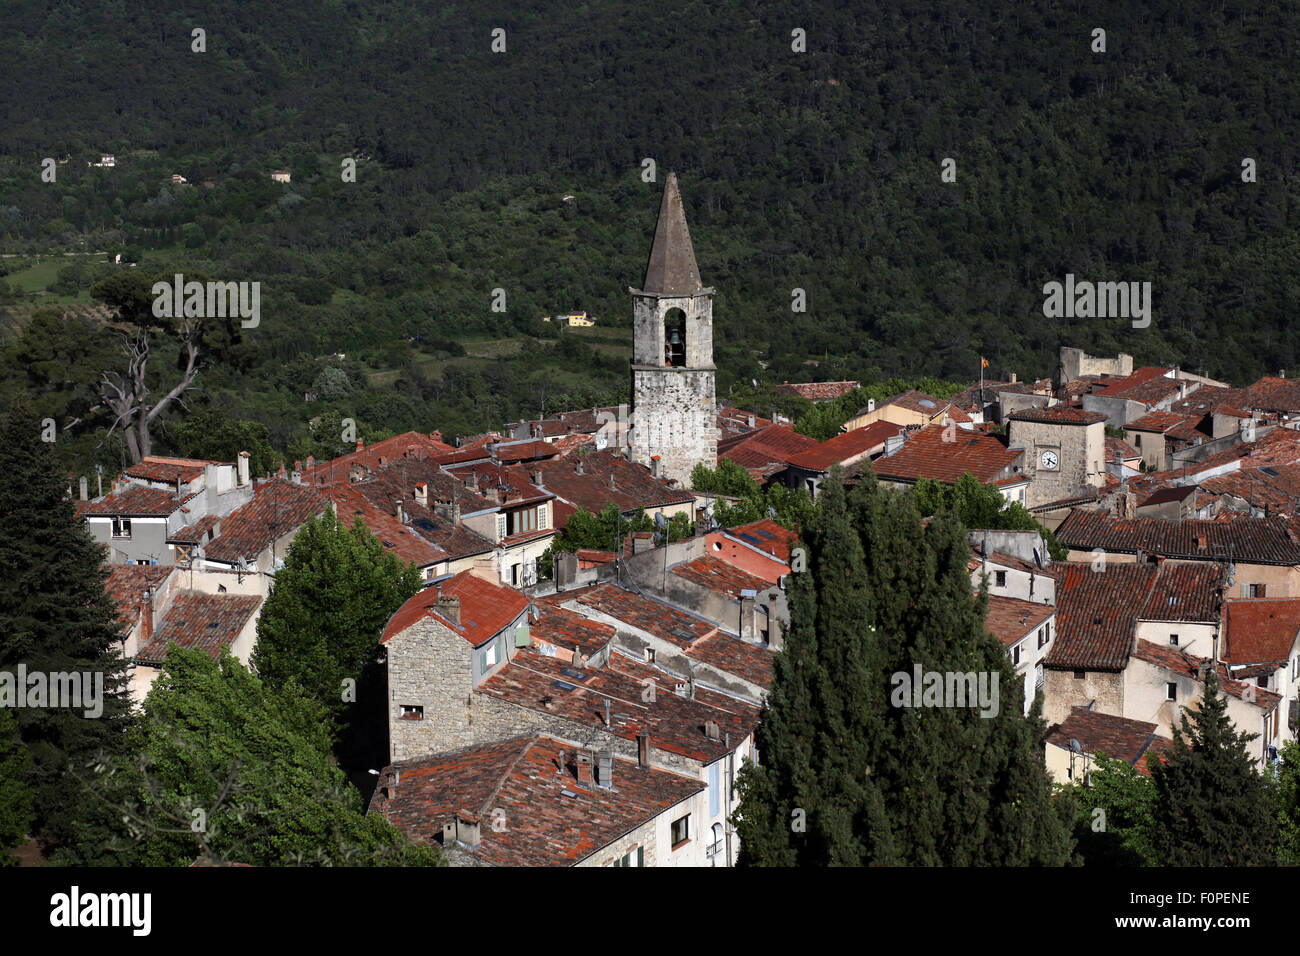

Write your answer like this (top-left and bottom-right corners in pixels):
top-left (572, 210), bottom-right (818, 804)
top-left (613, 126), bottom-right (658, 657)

top-left (1223, 599), bottom-right (1300, 666)
top-left (717, 405), bottom-right (773, 440)
top-left (1092, 367), bottom-right (1173, 399)
top-left (1056, 510), bottom-right (1300, 565)
top-left (1243, 377), bottom-right (1300, 415)
top-left (1126, 410), bottom-right (1191, 433)
top-left (1106, 436), bottom-right (1141, 461)
top-left (303, 431), bottom-right (457, 487)
top-left (1133, 640), bottom-right (1281, 707)
top-left (168, 513), bottom-right (220, 543)
top-left (1046, 562), bottom-right (1224, 671)
top-left (478, 647), bottom-right (759, 762)
top-left (383, 571), bottom-right (529, 646)
top-left (82, 485), bottom-right (186, 517)
top-left (787, 421), bottom-right (897, 471)
top-left (724, 519), bottom-right (797, 563)
top-left (492, 440), bottom-right (559, 464)
top-left (529, 605), bottom-right (616, 659)
top-left (771, 380), bottom-right (860, 402)
top-left (124, 456), bottom-right (218, 484)
top-left (983, 594), bottom-right (1054, 647)
top-left (104, 564), bottom-right (174, 630)
top-left (718, 424), bottom-right (819, 472)
top-left (136, 591), bottom-right (261, 664)
top-left (673, 555), bottom-right (773, 599)
top-left (204, 480), bottom-right (327, 563)
top-left (872, 425), bottom-right (1023, 485)
top-left (861, 390), bottom-right (968, 422)
top-left (1008, 406), bottom-right (1108, 426)
top-left (1045, 707), bottom-right (1172, 775)
top-left (533, 449), bottom-right (693, 514)
top-left (370, 734), bottom-right (704, 866)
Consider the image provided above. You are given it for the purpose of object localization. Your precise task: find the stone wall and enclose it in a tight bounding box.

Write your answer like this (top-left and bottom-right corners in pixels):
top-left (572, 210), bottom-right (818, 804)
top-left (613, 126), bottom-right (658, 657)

top-left (1009, 419), bottom-right (1104, 508)
top-left (631, 366), bottom-right (717, 486)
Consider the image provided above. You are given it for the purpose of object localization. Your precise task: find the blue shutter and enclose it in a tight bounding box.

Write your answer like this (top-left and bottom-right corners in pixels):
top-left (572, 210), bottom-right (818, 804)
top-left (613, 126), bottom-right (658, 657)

top-left (709, 762), bottom-right (720, 816)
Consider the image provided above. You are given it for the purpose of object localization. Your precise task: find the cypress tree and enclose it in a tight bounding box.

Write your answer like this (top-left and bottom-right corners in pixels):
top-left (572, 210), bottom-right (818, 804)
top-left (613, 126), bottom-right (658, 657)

top-left (0, 400), bottom-right (134, 860)
top-left (1149, 669), bottom-right (1278, 865)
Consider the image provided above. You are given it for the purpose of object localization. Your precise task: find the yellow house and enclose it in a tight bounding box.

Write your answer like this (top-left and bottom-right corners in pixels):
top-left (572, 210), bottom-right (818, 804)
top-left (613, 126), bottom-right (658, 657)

top-left (841, 390), bottom-right (968, 432)
top-left (542, 311), bottom-right (596, 327)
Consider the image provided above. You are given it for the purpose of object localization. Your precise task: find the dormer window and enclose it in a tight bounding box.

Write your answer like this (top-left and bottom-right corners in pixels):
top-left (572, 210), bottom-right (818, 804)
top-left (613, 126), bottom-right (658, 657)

top-left (111, 517), bottom-right (132, 538)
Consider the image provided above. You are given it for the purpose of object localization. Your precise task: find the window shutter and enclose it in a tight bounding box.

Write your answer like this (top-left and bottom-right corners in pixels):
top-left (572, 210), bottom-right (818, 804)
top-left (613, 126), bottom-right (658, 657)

top-left (497, 513), bottom-right (507, 540)
top-left (539, 502), bottom-right (548, 528)
top-left (636, 846), bottom-right (644, 867)
top-left (709, 763), bottom-right (720, 816)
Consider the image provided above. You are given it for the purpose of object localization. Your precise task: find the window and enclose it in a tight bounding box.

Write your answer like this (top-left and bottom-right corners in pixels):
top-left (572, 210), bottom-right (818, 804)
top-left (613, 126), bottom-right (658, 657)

top-left (510, 564), bottom-right (519, 586)
top-left (707, 823), bottom-right (724, 859)
top-left (1037, 627), bottom-right (1047, 649)
top-left (664, 310), bottom-right (686, 367)
top-left (1250, 584), bottom-right (1268, 598)
top-left (644, 648), bottom-right (656, 664)
top-left (1134, 434), bottom-right (1142, 448)
top-left (482, 642), bottom-right (499, 672)
top-left (994, 570), bottom-right (1007, 588)
top-left (1012, 644), bottom-right (1021, 666)
top-left (111, 516), bottom-right (132, 538)
top-left (670, 814), bottom-right (690, 848)
top-left (400, 705), bottom-right (423, 720)
top-left (612, 846), bottom-right (644, 867)
top-left (1166, 682), bottom-right (1178, 701)
top-left (1073, 669), bottom-right (1086, 680)
top-left (508, 506), bottom-right (539, 536)
top-left (1169, 633), bottom-right (1179, 646)
top-left (496, 513), bottom-right (507, 540)
top-left (709, 763), bottom-right (720, 817)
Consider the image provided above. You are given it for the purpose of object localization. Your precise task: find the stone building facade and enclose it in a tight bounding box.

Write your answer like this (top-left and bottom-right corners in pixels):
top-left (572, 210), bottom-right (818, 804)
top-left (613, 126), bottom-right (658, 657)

top-left (1006, 406), bottom-right (1107, 508)
top-left (629, 173), bottom-right (717, 486)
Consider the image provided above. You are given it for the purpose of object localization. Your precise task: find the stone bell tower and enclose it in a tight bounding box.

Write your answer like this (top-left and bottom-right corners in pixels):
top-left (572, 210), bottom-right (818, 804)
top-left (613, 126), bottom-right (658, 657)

top-left (629, 173), bottom-right (717, 486)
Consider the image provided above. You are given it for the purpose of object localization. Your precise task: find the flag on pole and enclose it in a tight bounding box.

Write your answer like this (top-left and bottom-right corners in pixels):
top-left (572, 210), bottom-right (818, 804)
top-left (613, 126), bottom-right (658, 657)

top-left (980, 357), bottom-right (989, 368)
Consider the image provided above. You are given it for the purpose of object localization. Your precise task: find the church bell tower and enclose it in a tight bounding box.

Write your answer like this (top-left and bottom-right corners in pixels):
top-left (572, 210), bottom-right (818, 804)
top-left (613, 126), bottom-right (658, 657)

top-left (629, 173), bottom-right (717, 486)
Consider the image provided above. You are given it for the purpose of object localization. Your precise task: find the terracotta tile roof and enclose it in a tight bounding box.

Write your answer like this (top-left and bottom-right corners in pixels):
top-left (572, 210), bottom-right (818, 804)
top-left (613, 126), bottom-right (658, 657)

top-left (858, 390), bottom-right (967, 422)
top-left (576, 583), bottom-right (716, 649)
top-left (1167, 386), bottom-right (1250, 418)
top-left (575, 548), bottom-right (617, 565)
top-left (327, 487), bottom-right (452, 567)
top-left (1092, 367), bottom-right (1174, 399)
top-left (529, 605), bottom-right (616, 659)
top-left (204, 480), bottom-right (327, 563)
top-left (550, 434), bottom-right (596, 456)
top-left (1243, 377), bottom-right (1300, 415)
top-left (787, 421), bottom-right (897, 471)
top-left (124, 456), bottom-right (218, 484)
top-left (168, 513), bottom-right (220, 543)
top-left (491, 440), bottom-right (560, 463)
top-left (1007, 405), bottom-right (1108, 426)
top-left (983, 594), bottom-right (1054, 647)
top-left (771, 380), bottom-right (860, 402)
top-left (1199, 463), bottom-right (1300, 513)
top-left (1137, 486), bottom-right (1196, 508)
top-left (1045, 707), bottom-right (1172, 775)
top-left (533, 449), bottom-right (693, 514)
top-left (718, 424), bottom-right (819, 471)
top-left (82, 485), bottom-right (186, 517)
top-left (1126, 410), bottom-right (1191, 433)
top-left (1046, 562), bottom-right (1223, 671)
top-left (370, 734), bottom-right (704, 866)
top-left (1056, 510), bottom-right (1300, 564)
top-left (383, 570), bottom-right (529, 646)
top-left (872, 425), bottom-right (1023, 485)
top-left (1133, 640), bottom-right (1281, 707)
top-left (1106, 436), bottom-right (1141, 461)
top-left (680, 631), bottom-right (774, 688)
top-left (1223, 599), bottom-right (1300, 666)
top-left (717, 405), bottom-right (773, 440)
top-left (136, 591), bottom-right (261, 664)
top-left (303, 431), bottom-right (458, 487)
top-left (673, 555), bottom-right (773, 599)
top-left (478, 647), bottom-right (759, 762)
top-left (104, 564), bottom-right (174, 629)
top-left (724, 519), bottom-right (797, 563)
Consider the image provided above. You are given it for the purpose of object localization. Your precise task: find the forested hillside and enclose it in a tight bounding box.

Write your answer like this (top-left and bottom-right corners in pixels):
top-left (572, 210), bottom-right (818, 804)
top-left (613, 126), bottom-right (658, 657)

top-left (1, 0), bottom-right (1296, 474)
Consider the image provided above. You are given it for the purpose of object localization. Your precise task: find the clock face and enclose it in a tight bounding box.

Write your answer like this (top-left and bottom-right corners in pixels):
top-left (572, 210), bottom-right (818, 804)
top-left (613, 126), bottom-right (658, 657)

top-left (1040, 450), bottom-right (1059, 470)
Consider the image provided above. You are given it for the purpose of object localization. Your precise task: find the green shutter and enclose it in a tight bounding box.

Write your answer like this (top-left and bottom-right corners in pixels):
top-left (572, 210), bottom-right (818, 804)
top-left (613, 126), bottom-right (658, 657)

top-left (636, 846), bottom-right (644, 867)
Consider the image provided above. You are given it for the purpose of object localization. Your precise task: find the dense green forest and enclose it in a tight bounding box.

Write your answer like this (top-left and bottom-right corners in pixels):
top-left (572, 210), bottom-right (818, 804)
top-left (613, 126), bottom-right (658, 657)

top-left (1, 0), bottom-right (1296, 476)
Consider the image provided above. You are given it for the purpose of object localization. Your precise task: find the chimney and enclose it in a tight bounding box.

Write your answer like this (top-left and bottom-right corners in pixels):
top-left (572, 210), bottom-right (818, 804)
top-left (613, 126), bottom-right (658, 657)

top-left (608, 472), bottom-right (616, 490)
top-left (414, 482), bottom-right (428, 508)
top-left (576, 750), bottom-right (596, 786)
top-left (466, 471), bottom-right (479, 492)
top-left (597, 749), bottom-right (614, 790)
top-left (237, 451), bottom-right (250, 486)
top-left (704, 719), bottom-right (721, 741)
top-left (575, 458), bottom-right (585, 476)
top-left (395, 502), bottom-right (405, 524)
top-left (1010, 372), bottom-right (1018, 383)
top-left (431, 430), bottom-right (442, 443)
top-left (650, 456), bottom-right (661, 477)
top-left (79, 476), bottom-right (88, 500)
top-left (603, 698), bottom-right (612, 727)
top-left (141, 588), bottom-right (155, 639)
top-left (454, 810), bottom-right (481, 848)
top-left (306, 455), bottom-right (315, 471)
top-left (435, 589), bottom-right (461, 627)
top-left (747, 413), bottom-right (755, 428)
top-left (637, 732), bottom-right (650, 768)
top-left (532, 469), bottom-right (543, 485)
top-left (452, 500), bottom-right (461, 525)
top-left (355, 439), bottom-right (364, 452)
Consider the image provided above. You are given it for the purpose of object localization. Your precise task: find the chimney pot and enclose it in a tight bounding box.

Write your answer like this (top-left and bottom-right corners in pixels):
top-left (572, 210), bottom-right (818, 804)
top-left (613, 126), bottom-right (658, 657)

top-left (79, 476), bottom-right (88, 500)
top-left (576, 750), bottom-right (595, 786)
top-left (637, 732), bottom-right (650, 768)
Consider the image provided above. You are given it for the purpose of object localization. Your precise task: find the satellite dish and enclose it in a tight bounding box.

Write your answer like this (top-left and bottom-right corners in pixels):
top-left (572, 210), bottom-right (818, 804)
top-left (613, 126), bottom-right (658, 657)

top-left (1069, 738), bottom-right (1083, 755)
top-left (236, 556), bottom-right (250, 571)
top-left (767, 506), bottom-right (777, 520)
top-left (654, 512), bottom-right (666, 530)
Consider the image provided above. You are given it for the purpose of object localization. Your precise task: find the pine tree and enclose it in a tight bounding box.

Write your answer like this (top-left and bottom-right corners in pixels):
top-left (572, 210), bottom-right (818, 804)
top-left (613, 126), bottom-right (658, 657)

top-left (0, 400), bottom-right (135, 861)
top-left (735, 468), bottom-right (1073, 865)
top-left (1149, 669), bottom-right (1278, 865)
top-left (0, 710), bottom-right (33, 863)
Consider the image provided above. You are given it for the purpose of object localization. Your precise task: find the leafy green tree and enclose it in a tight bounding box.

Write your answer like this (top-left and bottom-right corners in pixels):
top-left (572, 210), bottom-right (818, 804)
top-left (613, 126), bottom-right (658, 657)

top-left (1063, 753), bottom-right (1160, 866)
top-left (171, 402), bottom-right (278, 477)
top-left (0, 401), bottom-right (135, 862)
top-left (252, 510), bottom-right (421, 735)
top-left (735, 469), bottom-right (1073, 865)
top-left (105, 647), bottom-right (441, 866)
top-left (312, 366), bottom-right (354, 399)
top-left (913, 473), bottom-right (1068, 560)
top-left (1275, 740), bottom-right (1300, 864)
top-left (1148, 670), bottom-right (1278, 865)
top-left (0, 710), bottom-right (34, 865)
top-left (691, 458), bottom-right (760, 497)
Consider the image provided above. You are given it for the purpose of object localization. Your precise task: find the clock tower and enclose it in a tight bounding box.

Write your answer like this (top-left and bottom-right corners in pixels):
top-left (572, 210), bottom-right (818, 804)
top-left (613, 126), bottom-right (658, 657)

top-left (628, 173), bottom-right (717, 486)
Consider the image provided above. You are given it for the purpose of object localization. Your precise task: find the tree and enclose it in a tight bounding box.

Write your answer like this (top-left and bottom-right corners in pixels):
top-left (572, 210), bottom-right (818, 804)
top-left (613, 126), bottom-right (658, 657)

top-left (0, 710), bottom-right (34, 864)
top-left (1275, 740), bottom-right (1300, 864)
top-left (1148, 670), bottom-right (1279, 865)
top-left (734, 469), bottom-right (1073, 865)
top-left (1063, 753), bottom-right (1160, 866)
top-left (98, 647), bottom-right (441, 866)
top-left (0, 401), bottom-right (135, 862)
top-left (171, 402), bottom-right (278, 477)
top-left (90, 270), bottom-right (254, 462)
top-left (252, 510), bottom-right (421, 736)
top-left (913, 473), bottom-right (1068, 561)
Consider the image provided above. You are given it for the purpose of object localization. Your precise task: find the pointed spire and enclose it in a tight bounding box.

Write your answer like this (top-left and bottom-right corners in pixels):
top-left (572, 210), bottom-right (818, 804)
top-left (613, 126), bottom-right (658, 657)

top-left (641, 172), bottom-right (703, 295)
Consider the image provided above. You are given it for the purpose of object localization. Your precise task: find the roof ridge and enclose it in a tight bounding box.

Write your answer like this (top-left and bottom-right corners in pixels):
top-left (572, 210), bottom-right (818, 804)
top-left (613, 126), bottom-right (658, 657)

top-left (475, 735), bottom-right (545, 817)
